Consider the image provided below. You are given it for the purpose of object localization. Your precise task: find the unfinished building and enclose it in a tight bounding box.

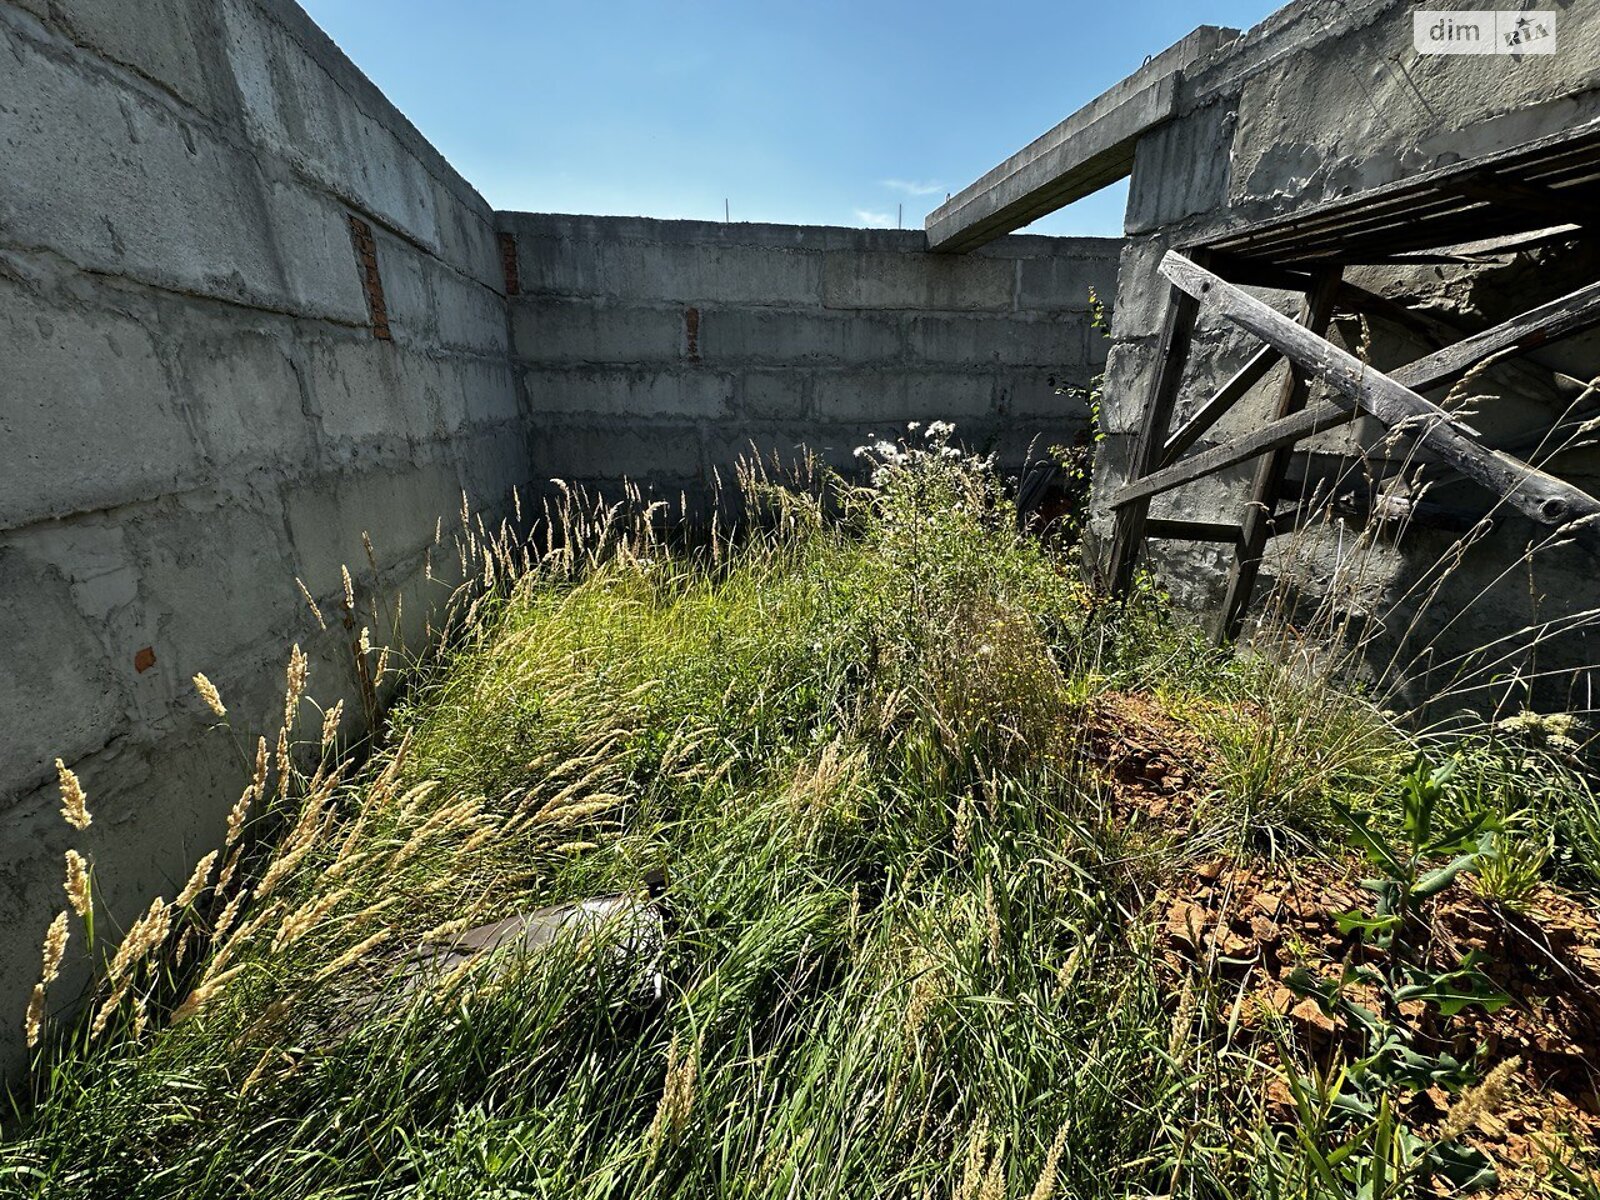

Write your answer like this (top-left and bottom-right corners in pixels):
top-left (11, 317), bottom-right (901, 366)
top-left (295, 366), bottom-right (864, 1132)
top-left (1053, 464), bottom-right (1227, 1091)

top-left (2, 0), bottom-right (1599, 1067)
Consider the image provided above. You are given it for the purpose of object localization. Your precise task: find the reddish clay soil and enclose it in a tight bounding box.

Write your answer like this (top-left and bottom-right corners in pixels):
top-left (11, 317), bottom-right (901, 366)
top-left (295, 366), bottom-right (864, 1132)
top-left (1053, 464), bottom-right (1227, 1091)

top-left (1085, 690), bottom-right (1600, 1192)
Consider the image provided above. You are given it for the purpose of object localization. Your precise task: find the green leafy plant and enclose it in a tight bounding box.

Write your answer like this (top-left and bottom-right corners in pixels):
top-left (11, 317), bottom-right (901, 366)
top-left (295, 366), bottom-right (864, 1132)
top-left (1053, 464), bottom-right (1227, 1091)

top-left (1281, 757), bottom-right (1512, 1194)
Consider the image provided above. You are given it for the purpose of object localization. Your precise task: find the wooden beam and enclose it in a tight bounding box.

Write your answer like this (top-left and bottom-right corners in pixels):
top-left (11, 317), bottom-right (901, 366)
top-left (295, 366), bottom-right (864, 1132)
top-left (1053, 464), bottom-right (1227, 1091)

top-left (1217, 267), bottom-right (1343, 642)
top-left (1161, 345), bottom-right (1282, 465)
top-left (1114, 403), bottom-right (1356, 507)
top-left (1455, 172), bottom-right (1591, 227)
top-left (1111, 273), bottom-right (1600, 510)
top-left (1159, 251), bottom-right (1600, 559)
top-left (1415, 275), bottom-right (1600, 384)
top-left (1105, 266), bottom-right (1206, 596)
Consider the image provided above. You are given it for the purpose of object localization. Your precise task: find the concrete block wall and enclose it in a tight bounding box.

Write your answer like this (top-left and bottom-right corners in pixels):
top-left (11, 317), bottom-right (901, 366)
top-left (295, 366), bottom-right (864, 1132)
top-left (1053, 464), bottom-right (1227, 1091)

top-left (1092, 0), bottom-right (1600, 704)
top-left (499, 214), bottom-right (1120, 495)
top-left (0, 0), bottom-right (526, 1070)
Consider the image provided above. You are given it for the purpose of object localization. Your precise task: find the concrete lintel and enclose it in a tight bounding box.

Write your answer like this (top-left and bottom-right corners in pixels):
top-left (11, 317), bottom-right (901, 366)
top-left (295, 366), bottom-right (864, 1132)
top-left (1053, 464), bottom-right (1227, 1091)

top-left (925, 25), bottom-right (1239, 253)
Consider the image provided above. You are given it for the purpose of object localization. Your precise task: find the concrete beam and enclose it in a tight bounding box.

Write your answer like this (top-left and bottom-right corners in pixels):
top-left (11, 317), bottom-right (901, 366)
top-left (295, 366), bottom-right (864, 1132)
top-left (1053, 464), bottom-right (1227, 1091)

top-left (925, 25), bottom-right (1239, 253)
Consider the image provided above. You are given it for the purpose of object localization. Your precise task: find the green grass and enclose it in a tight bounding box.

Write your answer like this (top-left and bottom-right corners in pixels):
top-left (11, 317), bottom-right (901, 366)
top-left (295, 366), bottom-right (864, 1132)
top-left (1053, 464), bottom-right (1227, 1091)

top-left (3, 432), bottom-right (1596, 1199)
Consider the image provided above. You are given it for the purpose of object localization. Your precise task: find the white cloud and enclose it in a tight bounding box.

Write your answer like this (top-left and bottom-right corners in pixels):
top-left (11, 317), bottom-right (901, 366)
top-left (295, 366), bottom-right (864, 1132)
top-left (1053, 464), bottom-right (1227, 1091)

top-left (882, 178), bottom-right (945, 197)
top-left (854, 209), bottom-right (896, 228)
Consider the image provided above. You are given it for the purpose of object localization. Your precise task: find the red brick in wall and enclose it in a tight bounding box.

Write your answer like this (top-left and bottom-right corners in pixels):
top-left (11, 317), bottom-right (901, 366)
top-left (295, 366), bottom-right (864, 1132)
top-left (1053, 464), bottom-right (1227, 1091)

top-left (347, 215), bottom-right (391, 341)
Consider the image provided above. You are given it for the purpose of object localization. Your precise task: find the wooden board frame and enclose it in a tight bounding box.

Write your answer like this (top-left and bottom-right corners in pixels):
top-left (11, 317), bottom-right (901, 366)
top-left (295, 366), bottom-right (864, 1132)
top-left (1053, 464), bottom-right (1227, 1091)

top-left (1103, 121), bottom-right (1600, 638)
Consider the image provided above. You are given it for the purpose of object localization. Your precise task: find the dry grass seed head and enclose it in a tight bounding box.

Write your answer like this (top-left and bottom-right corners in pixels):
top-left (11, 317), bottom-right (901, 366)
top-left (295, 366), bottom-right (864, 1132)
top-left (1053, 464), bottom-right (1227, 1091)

top-left (63, 850), bottom-right (91, 917)
top-left (23, 984), bottom-right (46, 1049)
top-left (321, 699), bottom-right (344, 750)
top-left (1027, 1121), bottom-right (1071, 1200)
top-left (284, 644), bottom-right (308, 731)
top-left (90, 980), bottom-right (130, 1041)
top-left (193, 673), bottom-right (227, 719)
top-left (957, 1113), bottom-right (992, 1200)
top-left (314, 929), bottom-right (393, 981)
top-left (171, 963), bottom-right (248, 1024)
top-left (210, 887), bottom-right (251, 946)
top-left (225, 783), bottom-right (254, 850)
top-left (56, 759), bottom-right (91, 831)
top-left (1441, 1056), bottom-right (1521, 1142)
top-left (295, 576), bottom-right (326, 631)
top-left (271, 887), bottom-right (350, 952)
top-left (39, 911), bottom-right (69, 986)
top-left (176, 850), bottom-right (219, 909)
top-left (646, 1034), bottom-right (699, 1152)
top-left (105, 896), bottom-right (172, 989)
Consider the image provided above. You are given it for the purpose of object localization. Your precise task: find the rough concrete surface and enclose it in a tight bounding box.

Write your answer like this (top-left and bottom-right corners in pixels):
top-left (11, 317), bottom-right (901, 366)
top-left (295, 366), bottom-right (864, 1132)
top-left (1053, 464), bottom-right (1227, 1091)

top-left (0, 0), bottom-right (523, 1076)
top-left (12, 0), bottom-right (1598, 1078)
top-left (0, 0), bottom-right (1120, 1073)
top-left (1082, 0), bottom-right (1600, 708)
top-left (500, 214), bottom-right (1119, 495)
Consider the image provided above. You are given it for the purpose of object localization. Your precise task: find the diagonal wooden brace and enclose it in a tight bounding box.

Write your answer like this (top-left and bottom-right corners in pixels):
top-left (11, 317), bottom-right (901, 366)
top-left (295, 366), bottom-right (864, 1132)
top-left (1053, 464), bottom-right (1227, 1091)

top-left (1158, 251), bottom-right (1600, 560)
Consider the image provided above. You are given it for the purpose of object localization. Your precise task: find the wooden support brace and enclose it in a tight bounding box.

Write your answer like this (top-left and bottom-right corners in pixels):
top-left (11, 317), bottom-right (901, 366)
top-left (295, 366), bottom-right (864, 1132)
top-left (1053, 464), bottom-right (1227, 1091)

top-left (1104, 263), bottom-right (1206, 597)
top-left (1111, 273), bottom-right (1600, 510)
top-left (1161, 345), bottom-right (1282, 465)
top-left (1216, 267), bottom-right (1343, 642)
top-left (1159, 251), bottom-right (1600, 563)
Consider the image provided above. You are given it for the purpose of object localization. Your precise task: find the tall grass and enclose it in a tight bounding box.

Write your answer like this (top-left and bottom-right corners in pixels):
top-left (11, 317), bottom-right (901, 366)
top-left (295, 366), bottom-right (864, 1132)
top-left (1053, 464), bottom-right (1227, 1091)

top-left (1, 425), bottom-right (1592, 1198)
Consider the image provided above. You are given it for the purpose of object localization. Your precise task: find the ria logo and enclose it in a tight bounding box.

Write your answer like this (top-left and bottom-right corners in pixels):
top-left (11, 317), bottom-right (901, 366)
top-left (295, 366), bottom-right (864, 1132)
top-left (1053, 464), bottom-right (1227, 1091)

top-left (1413, 10), bottom-right (1556, 55)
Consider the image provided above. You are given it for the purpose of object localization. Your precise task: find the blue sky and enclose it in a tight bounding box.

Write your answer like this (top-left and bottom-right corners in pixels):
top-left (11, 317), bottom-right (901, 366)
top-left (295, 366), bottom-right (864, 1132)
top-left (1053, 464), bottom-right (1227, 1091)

top-left (300, 0), bottom-right (1283, 237)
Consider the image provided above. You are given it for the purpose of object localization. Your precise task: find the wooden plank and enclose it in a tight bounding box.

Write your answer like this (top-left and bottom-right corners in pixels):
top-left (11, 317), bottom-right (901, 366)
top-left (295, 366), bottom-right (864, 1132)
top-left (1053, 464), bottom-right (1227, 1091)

top-left (1112, 273), bottom-right (1600, 511)
top-left (1161, 345), bottom-right (1282, 465)
top-left (1217, 267), bottom-right (1343, 642)
top-left (1200, 121), bottom-right (1600, 262)
top-left (1159, 251), bottom-right (1600, 559)
top-left (1105, 271), bottom-right (1205, 596)
top-left (1454, 173), bottom-right (1592, 227)
top-left (1114, 402), bottom-right (1353, 506)
top-left (1422, 276), bottom-right (1600, 371)
top-left (1146, 518), bottom-right (1242, 544)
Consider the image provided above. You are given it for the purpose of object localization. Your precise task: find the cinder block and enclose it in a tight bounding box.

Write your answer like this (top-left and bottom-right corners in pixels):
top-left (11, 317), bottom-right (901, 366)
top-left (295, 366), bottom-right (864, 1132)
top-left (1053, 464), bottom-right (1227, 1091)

top-left (452, 424), bottom-right (535, 509)
top-left (32, 0), bottom-right (229, 114)
top-left (179, 321), bottom-right (316, 472)
top-left (0, 21), bottom-right (288, 310)
top-left (0, 537), bottom-right (130, 799)
top-left (1016, 254), bottom-right (1120, 313)
top-left (260, 182), bottom-right (371, 325)
top-left (304, 337), bottom-right (434, 446)
top-left (523, 367), bottom-right (733, 419)
top-left (123, 493), bottom-right (304, 704)
top-left (0, 280), bottom-right (202, 529)
top-left (375, 235), bottom-right (509, 356)
top-left (520, 237), bottom-right (825, 307)
top-left (822, 251), bottom-right (1013, 311)
top-left (430, 176), bottom-right (505, 293)
top-left (700, 425), bottom-right (828, 474)
top-left (696, 307), bottom-right (903, 365)
top-left (1097, 339), bottom-right (1156, 436)
top-left (734, 371), bottom-right (809, 420)
top-left (907, 314), bottom-right (1087, 367)
top-left (1125, 102), bottom-right (1235, 235)
top-left (995, 370), bottom-right (1095, 423)
top-left (457, 357), bottom-right (523, 429)
top-left (812, 369), bottom-right (996, 423)
top-left (281, 461), bottom-right (463, 599)
top-left (512, 298), bottom-right (686, 364)
top-left (532, 424), bottom-right (704, 483)
top-left (1107, 238), bottom-right (1170, 341)
top-left (217, 0), bottom-right (445, 257)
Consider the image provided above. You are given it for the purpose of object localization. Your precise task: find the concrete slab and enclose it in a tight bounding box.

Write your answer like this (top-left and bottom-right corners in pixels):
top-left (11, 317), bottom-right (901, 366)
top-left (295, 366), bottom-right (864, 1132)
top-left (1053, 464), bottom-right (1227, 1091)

top-left (924, 26), bottom-right (1239, 253)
